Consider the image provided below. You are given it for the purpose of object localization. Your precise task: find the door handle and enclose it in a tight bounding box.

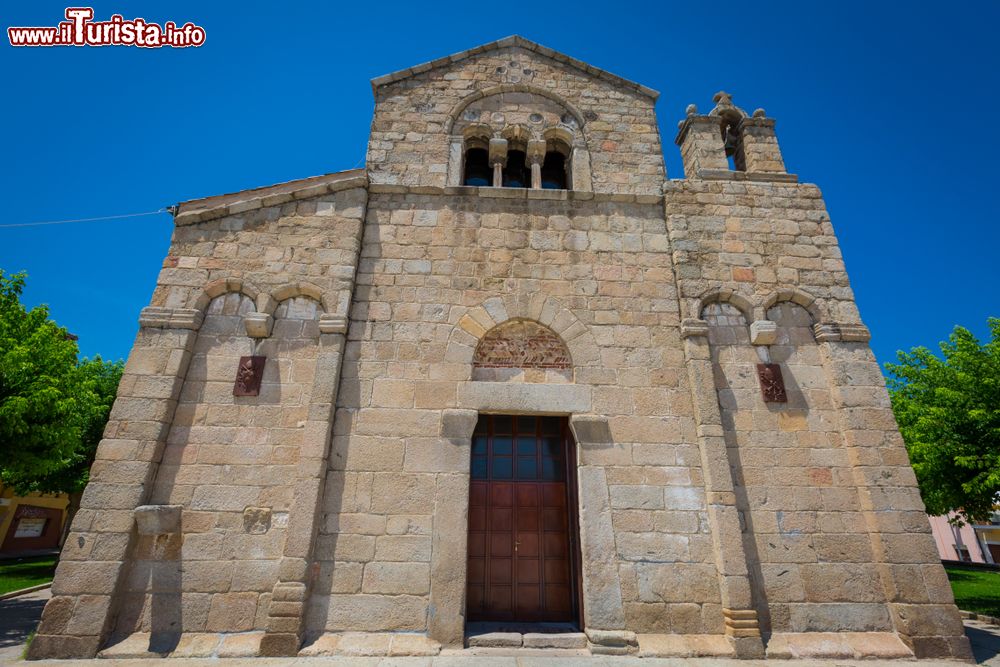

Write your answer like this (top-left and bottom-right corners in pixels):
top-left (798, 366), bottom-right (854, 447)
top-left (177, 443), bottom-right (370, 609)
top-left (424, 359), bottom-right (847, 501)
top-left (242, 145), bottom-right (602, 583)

top-left (514, 540), bottom-right (520, 552)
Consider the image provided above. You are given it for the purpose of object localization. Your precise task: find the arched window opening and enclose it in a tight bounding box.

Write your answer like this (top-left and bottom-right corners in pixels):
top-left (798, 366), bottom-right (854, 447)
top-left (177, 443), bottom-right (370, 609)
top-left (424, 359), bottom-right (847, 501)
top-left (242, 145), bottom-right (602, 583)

top-left (541, 151), bottom-right (567, 189)
top-left (721, 119), bottom-right (746, 172)
top-left (503, 150), bottom-right (529, 188)
top-left (463, 147), bottom-right (491, 186)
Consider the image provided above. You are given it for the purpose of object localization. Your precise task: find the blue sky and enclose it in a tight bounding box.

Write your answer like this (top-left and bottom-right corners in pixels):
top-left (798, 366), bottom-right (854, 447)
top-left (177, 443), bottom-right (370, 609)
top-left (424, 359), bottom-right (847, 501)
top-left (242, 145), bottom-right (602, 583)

top-left (1, 1), bottom-right (997, 368)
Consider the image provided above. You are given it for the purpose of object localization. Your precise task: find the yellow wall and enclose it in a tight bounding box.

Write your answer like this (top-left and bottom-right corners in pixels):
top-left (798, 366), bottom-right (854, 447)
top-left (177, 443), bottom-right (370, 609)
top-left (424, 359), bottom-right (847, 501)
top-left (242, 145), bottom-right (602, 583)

top-left (0, 484), bottom-right (69, 551)
top-left (980, 527), bottom-right (1000, 543)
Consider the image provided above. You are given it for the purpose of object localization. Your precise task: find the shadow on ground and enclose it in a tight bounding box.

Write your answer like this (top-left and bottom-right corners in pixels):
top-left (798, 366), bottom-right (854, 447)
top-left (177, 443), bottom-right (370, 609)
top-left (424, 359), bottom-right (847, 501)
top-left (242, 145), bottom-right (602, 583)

top-left (0, 594), bottom-right (46, 647)
top-left (966, 623), bottom-right (1000, 665)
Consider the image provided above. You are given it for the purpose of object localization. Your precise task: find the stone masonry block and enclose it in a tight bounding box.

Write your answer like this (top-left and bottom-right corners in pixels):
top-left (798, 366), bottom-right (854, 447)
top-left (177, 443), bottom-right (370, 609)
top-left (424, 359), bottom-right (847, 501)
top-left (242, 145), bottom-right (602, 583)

top-left (206, 592), bottom-right (259, 632)
top-left (362, 562), bottom-right (430, 595)
top-left (134, 505), bottom-right (182, 535)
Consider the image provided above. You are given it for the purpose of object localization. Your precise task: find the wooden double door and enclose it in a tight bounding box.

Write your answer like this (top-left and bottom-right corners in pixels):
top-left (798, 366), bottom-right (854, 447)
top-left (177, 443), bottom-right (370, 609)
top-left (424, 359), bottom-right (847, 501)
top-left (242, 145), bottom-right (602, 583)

top-left (466, 415), bottom-right (581, 623)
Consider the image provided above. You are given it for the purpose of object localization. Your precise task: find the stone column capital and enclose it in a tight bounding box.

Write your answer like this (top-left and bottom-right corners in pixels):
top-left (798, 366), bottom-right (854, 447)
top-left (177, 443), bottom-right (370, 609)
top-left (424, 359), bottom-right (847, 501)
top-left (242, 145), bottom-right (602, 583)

top-left (526, 139), bottom-right (546, 165)
top-left (488, 137), bottom-right (508, 166)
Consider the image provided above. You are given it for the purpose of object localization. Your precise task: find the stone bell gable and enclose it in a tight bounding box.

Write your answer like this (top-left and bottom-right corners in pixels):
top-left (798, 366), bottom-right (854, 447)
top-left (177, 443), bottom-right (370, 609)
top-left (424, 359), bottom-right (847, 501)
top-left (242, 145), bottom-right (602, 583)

top-left (367, 35), bottom-right (664, 195)
top-left (29, 37), bottom-right (971, 662)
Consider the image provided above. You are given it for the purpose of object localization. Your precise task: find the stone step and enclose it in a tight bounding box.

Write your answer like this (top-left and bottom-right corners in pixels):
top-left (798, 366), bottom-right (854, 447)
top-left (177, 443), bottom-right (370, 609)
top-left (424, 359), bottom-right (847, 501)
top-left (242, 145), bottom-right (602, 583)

top-left (466, 631), bottom-right (522, 648)
top-left (466, 630), bottom-right (588, 650)
top-left (522, 632), bottom-right (587, 649)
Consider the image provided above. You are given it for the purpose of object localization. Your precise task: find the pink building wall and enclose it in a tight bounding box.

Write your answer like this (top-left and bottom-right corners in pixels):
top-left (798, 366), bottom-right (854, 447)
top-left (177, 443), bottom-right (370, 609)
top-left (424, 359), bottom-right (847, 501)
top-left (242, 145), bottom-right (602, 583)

top-left (929, 513), bottom-right (987, 562)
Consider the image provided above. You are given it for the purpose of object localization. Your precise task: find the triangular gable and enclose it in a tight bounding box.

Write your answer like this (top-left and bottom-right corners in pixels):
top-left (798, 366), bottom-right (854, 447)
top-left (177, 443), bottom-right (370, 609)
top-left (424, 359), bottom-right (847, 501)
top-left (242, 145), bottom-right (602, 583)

top-left (370, 35), bottom-right (659, 100)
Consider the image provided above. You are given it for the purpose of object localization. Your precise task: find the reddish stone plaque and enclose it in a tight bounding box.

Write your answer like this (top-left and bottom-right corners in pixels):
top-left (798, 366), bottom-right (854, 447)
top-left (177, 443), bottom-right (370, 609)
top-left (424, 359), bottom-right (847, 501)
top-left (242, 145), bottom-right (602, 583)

top-left (756, 363), bottom-right (788, 403)
top-left (473, 320), bottom-right (571, 370)
top-left (233, 356), bottom-right (266, 396)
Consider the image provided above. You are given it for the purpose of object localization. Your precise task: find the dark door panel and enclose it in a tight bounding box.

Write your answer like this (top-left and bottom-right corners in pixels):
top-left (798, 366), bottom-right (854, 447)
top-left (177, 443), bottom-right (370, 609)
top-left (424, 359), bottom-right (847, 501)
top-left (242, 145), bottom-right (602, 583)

top-left (466, 414), bottom-right (579, 623)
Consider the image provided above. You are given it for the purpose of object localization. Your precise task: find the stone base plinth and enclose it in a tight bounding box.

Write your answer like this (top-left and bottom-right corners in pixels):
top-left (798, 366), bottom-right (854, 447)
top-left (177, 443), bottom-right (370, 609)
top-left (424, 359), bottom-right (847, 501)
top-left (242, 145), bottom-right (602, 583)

top-left (96, 632), bottom-right (264, 659)
top-left (765, 632), bottom-right (914, 660)
top-left (297, 632), bottom-right (441, 657)
top-left (638, 633), bottom-right (735, 657)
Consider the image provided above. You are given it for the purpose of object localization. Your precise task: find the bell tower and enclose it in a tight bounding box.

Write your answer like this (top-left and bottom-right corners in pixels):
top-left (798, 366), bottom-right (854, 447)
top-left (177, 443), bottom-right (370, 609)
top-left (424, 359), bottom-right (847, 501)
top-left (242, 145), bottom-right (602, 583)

top-left (675, 91), bottom-right (794, 182)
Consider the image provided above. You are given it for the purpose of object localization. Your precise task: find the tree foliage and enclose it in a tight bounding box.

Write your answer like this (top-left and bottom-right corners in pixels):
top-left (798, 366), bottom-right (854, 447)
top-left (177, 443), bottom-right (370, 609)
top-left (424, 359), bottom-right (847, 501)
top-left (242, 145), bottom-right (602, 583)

top-left (0, 270), bottom-right (122, 495)
top-left (886, 318), bottom-right (1000, 523)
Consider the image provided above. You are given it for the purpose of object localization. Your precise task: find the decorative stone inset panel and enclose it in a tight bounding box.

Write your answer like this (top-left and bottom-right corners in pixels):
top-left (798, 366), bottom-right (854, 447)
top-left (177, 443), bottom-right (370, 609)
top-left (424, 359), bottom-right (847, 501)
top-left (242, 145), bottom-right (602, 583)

top-left (454, 91), bottom-right (574, 139)
top-left (472, 319), bottom-right (572, 383)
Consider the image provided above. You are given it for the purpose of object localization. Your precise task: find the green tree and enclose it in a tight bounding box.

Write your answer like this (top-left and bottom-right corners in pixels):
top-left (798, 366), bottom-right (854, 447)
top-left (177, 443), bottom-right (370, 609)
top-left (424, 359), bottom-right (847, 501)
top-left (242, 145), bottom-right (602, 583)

top-left (0, 270), bottom-right (123, 541)
top-left (886, 318), bottom-right (1000, 524)
top-left (3, 357), bottom-right (122, 494)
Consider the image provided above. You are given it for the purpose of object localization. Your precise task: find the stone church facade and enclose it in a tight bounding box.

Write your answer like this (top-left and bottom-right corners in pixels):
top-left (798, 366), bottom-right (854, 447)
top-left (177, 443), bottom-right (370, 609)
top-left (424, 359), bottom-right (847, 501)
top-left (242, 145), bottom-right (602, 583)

top-left (30, 37), bottom-right (971, 660)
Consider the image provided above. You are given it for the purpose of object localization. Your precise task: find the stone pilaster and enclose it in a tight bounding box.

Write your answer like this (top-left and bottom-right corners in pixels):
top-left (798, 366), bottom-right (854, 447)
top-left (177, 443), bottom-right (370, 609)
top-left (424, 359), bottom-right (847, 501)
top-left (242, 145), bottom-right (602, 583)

top-left (28, 309), bottom-right (201, 659)
top-left (426, 409), bottom-right (477, 647)
top-left (257, 316), bottom-right (351, 657)
top-left (567, 414), bottom-right (635, 655)
top-left (740, 111), bottom-right (787, 174)
top-left (446, 136), bottom-right (463, 186)
top-left (577, 466), bottom-right (628, 633)
top-left (815, 326), bottom-right (973, 661)
top-left (570, 146), bottom-right (593, 192)
top-left (680, 319), bottom-right (764, 658)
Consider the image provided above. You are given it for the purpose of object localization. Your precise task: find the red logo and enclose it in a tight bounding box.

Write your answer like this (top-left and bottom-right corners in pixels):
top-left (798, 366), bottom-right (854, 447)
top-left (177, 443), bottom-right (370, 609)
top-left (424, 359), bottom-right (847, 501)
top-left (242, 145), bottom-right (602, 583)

top-left (8, 7), bottom-right (206, 48)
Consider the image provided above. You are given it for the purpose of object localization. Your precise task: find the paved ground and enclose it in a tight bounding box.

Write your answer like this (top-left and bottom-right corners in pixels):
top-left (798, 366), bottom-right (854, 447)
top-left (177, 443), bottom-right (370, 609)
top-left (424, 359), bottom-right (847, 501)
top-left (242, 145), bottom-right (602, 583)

top-left (1, 587), bottom-right (998, 665)
top-left (0, 587), bottom-right (50, 664)
top-left (966, 620), bottom-right (1000, 666)
top-left (0, 656), bottom-right (985, 666)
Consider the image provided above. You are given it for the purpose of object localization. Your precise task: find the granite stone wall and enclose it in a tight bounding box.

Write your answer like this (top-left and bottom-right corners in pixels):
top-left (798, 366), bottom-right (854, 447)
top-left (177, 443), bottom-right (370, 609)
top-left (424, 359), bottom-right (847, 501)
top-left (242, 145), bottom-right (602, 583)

top-left (304, 190), bottom-right (722, 643)
top-left (112, 294), bottom-right (323, 637)
top-left (706, 301), bottom-right (891, 634)
top-left (28, 37), bottom-right (970, 662)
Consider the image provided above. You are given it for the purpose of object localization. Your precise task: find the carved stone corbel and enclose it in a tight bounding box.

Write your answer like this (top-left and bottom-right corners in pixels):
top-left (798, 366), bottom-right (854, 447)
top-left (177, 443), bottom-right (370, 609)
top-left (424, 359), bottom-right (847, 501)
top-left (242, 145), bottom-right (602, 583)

top-left (748, 319), bottom-right (778, 345)
top-left (813, 322), bottom-right (871, 343)
top-left (318, 314), bottom-right (349, 335)
top-left (138, 306), bottom-right (204, 331)
top-left (680, 318), bottom-right (710, 339)
top-left (243, 312), bottom-right (273, 338)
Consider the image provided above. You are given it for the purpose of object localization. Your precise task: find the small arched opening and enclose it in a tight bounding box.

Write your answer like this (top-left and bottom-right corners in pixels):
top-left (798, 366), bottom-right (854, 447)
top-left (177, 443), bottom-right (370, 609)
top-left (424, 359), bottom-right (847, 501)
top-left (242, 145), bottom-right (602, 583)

top-left (462, 128), bottom-right (492, 187)
top-left (499, 126), bottom-right (531, 189)
top-left (503, 149), bottom-right (529, 188)
top-left (463, 145), bottom-right (491, 186)
top-left (541, 137), bottom-right (571, 190)
top-left (540, 152), bottom-right (567, 189)
top-left (718, 111), bottom-right (746, 172)
top-left (542, 129), bottom-right (574, 190)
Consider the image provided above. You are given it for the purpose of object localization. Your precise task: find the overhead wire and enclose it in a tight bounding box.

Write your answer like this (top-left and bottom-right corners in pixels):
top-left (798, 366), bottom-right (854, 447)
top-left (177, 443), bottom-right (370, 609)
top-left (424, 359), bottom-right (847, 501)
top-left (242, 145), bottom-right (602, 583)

top-left (0, 209), bottom-right (169, 229)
